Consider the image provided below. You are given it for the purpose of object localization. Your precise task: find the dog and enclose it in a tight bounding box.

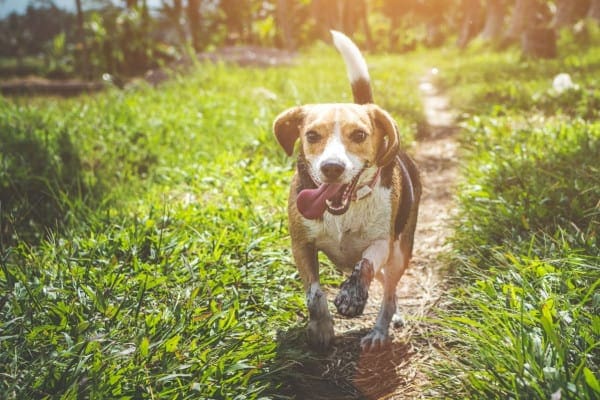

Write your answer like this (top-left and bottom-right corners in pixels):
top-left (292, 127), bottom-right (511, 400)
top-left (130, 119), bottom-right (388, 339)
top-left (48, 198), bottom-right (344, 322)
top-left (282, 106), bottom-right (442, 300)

top-left (273, 31), bottom-right (421, 352)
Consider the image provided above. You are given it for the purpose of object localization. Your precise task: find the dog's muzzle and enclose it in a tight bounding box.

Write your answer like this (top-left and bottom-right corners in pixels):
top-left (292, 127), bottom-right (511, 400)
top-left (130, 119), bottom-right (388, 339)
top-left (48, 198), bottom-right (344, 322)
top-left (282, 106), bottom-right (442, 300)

top-left (296, 166), bottom-right (369, 220)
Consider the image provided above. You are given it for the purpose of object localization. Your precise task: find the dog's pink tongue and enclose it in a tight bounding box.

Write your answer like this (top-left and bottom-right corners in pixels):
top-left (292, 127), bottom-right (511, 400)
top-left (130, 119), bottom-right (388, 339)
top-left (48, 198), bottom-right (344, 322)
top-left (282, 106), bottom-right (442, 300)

top-left (297, 183), bottom-right (342, 220)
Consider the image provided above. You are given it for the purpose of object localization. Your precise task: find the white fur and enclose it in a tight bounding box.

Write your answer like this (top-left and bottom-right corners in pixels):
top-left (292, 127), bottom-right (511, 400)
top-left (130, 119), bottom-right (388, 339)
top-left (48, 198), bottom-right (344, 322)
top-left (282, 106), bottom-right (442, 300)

top-left (362, 239), bottom-right (390, 274)
top-left (303, 184), bottom-right (393, 271)
top-left (331, 30), bottom-right (370, 84)
top-left (306, 282), bottom-right (327, 315)
top-left (314, 118), bottom-right (354, 182)
top-left (305, 108), bottom-right (365, 185)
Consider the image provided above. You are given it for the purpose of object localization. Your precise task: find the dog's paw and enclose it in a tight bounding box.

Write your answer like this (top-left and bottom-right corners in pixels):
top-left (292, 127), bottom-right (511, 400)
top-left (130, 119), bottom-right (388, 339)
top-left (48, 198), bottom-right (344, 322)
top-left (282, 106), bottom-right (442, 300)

top-left (307, 317), bottom-right (334, 351)
top-left (360, 328), bottom-right (391, 352)
top-left (392, 312), bottom-right (405, 328)
top-left (334, 259), bottom-right (373, 317)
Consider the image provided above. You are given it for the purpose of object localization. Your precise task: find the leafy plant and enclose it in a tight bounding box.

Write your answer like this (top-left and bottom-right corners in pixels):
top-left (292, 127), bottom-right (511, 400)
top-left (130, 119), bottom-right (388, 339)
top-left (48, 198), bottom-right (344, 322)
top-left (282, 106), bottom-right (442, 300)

top-left (429, 42), bottom-right (600, 399)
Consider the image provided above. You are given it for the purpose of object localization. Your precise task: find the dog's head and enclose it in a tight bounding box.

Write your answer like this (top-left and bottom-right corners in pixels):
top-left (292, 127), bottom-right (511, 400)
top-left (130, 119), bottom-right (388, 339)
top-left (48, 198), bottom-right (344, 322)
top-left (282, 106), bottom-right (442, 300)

top-left (273, 103), bottom-right (399, 218)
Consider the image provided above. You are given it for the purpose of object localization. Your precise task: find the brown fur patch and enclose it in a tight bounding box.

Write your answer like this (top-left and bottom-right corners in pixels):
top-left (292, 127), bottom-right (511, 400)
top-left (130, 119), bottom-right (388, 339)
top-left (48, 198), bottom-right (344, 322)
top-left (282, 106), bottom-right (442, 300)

top-left (300, 105), bottom-right (378, 166)
top-left (274, 103), bottom-right (392, 168)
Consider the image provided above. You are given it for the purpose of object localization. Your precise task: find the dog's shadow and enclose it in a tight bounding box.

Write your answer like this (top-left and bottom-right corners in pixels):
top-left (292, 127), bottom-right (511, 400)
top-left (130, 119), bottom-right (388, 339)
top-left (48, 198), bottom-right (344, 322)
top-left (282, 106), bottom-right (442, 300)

top-left (270, 325), bottom-right (415, 400)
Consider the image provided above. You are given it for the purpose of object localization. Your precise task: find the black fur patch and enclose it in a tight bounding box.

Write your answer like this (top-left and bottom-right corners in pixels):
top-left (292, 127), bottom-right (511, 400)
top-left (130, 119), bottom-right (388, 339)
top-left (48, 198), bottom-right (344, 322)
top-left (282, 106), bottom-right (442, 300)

top-left (394, 151), bottom-right (421, 237)
top-left (379, 157), bottom-right (396, 189)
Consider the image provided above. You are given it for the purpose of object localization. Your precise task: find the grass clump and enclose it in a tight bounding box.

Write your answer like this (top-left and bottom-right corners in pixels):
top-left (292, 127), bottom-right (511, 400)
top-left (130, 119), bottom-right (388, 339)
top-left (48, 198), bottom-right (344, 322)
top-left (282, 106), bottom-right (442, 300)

top-left (0, 46), bottom-right (425, 398)
top-left (429, 41), bottom-right (600, 399)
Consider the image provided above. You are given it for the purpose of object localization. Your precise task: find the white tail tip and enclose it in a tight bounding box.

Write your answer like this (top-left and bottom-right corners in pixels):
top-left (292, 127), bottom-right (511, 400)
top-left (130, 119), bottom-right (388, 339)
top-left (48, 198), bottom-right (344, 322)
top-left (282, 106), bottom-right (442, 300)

top-left (330, 30), bottom-right (370, 84)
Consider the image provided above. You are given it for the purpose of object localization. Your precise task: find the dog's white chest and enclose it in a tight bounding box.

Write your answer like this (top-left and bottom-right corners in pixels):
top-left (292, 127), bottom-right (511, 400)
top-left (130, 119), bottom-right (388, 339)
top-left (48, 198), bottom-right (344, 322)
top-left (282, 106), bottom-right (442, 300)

top-left (304, 186), bottom-right (392, 270)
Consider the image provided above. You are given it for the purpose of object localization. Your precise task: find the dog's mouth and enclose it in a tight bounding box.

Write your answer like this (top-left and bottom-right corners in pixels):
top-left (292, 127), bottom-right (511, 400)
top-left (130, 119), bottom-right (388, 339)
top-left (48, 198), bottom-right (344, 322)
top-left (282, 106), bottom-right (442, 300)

top-left (296, 167), bottom-right (365, 220)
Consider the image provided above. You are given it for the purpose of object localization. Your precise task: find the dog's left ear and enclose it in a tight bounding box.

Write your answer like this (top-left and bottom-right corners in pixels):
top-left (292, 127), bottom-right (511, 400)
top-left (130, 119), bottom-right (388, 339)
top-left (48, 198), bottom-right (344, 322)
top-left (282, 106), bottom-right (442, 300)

top-left (368, 105), bottom-right (399, 167)
top-left (273, 106), bottom-right (305, 156)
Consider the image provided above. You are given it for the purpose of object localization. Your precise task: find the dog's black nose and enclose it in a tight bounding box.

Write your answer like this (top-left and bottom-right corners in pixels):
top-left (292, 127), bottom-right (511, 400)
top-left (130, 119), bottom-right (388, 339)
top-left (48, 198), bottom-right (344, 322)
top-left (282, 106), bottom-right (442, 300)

top-left (321, 161), bottom-right (345, 180)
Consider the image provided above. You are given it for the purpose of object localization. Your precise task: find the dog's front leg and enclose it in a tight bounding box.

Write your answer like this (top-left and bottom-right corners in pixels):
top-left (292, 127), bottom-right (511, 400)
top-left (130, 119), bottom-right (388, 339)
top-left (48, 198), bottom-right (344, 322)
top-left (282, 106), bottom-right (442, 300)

top-left (360, 238), bottom-right (411, 352)
top-left (334, 239), bottom-right (389, 318)
top-left (293, 242), bottom-right (334, 351)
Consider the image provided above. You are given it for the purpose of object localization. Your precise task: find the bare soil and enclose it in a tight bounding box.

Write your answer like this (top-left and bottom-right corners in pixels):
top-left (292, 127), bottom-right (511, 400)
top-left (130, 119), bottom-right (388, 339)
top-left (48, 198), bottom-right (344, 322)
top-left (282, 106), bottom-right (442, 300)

top-left (278, 71), bottom-right (459, 399)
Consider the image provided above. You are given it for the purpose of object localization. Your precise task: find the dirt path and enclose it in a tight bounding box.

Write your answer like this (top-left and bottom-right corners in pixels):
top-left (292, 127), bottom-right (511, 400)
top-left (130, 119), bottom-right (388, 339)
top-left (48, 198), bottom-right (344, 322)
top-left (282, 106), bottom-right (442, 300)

top-left (280, 71), bottom-right (459, 399)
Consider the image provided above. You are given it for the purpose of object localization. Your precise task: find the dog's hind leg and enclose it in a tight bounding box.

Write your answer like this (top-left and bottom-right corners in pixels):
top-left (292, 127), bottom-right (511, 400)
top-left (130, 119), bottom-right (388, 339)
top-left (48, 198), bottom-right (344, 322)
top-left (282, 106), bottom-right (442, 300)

top-left (334, 239), bottom-right (389, 317)
top-left (360, 238), bottom-right (410, 352)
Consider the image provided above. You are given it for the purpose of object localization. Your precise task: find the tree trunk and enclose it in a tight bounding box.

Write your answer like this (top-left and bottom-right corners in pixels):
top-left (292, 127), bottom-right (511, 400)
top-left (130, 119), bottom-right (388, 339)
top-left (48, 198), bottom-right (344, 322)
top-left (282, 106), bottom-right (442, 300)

top-left (589, 0), bottom-right (600, 21)
top-left (338, 0), bottom-right (371, 48)
top-left (522, 27), bottom-right (556, 58)
top-left (457, 0), bottom-right (483, 49)
top-left (74, 0), bottom-right (90, 79)
top-left (276, 0), bottom-right (294, 49)
top-left (173, 0), bottom-right (186, 44)
top-left (163, 0), bottom-right (186, 45)
top-left (187, 0), bottom-right (201, 51)
top-left (311, 0), bottom-right (343, 40)
top-left (221, 0), bottom-right (252, 44)
top-left (384, 0), bottom-right (410, 51)
top-left (361, 0), bottom-right (373, 50)
top-left (481, 0), bottom-right (506, 42)
top-left (139, 0), bottom-right (149, 68)
top-left (505, 0), bottom-right (535, 40)
top-left (553, 0), bottom-right (589, 29)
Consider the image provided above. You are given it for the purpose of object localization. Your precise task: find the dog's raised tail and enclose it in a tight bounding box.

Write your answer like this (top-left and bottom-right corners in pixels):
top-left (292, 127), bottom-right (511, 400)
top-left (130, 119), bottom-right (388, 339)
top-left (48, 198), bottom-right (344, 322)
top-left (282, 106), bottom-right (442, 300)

top-left (331, 30), bottom-right (373, 104)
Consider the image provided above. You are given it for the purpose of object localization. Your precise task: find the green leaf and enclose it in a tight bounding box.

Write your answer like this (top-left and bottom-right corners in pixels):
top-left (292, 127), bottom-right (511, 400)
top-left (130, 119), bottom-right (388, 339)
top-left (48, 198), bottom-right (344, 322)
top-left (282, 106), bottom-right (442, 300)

top-left (139, 337), bottom-right (150, 358)
top-left (165, 335), bottom-right (180, 353)
top-left (584, 367), bottom-right (600, 393)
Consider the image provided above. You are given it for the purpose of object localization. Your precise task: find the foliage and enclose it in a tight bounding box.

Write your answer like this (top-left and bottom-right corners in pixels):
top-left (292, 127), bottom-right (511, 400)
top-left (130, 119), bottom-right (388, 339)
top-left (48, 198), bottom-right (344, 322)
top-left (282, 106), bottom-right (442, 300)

top-left (2, 1), bottom-right (600, 79)
top-left (429, 38), bottom-right (600, 399)
top-left (0, 4), bottom-right (76, 78)
top-left (0, 48), bottom-right (423, 398)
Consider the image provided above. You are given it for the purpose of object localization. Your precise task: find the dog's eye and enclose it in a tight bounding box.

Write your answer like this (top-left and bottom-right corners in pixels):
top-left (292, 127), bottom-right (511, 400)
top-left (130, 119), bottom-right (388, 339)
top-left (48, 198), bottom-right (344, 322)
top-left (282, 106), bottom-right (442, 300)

top-left (350, 130), bottom-right (368, 143)
top-left (305, 130), bottom-right (322, 143)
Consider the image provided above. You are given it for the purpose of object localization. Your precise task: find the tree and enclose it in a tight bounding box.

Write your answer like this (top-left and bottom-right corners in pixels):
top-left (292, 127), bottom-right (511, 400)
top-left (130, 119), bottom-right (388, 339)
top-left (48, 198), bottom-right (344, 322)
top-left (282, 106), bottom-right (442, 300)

top-left (186, 0), bottom-right (202, 51)
top-left (421, 0), bottom-right (450, 48)
top-left (503, 0), bottom-right (556, 58)
top-left (382, 0), bottom-right (408, 50)
top-left (480, 0), bottom-right (507, 42)
top-left (552, 0), bottom-right (590, 29)
top-left (74, 0), bottom-right (90, 78)
top-left (220, 0), bottom-right (251, 44)
top-left (310, 0), bottom-right (371, 47)
top-left (161, 0), bottom-right (187, 45)
top-left (590, 0), bottom-right (600, 21)
top-left (276, 0), bottom-right (312, 50)
top-left (457, 0), bottom-right (483, 49)
top-left (6, 13), bottom-right (26, 69)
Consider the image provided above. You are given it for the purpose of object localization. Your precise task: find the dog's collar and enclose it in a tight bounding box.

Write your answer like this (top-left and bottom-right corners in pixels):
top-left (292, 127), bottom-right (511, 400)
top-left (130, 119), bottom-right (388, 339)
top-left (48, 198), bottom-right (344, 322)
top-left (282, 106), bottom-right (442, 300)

top-left (353, 167), bottom-right (381, 201)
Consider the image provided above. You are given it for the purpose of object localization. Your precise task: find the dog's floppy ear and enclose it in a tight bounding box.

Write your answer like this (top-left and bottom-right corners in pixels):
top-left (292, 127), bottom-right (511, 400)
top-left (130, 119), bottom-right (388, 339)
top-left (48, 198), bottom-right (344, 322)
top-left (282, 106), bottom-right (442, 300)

top-left (273, 106), bottom-right (305, 156)
top-left (368, 105), bottom-right (399, 167)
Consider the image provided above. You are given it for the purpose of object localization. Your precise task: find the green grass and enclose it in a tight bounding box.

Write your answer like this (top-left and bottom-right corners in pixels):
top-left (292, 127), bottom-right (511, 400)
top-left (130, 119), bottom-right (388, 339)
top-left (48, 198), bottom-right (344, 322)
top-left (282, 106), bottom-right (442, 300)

top-left (0, 46), bottom-right (424, 398)
top-left (4, 34), bottom-right (598, 399)
top-left (427, 36), bottom-right (600, 399)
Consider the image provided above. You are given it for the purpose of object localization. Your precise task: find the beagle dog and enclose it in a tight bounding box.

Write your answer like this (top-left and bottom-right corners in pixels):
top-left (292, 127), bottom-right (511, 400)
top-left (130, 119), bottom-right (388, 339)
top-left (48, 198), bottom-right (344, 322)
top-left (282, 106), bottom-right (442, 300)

top-left (273, 31), bottom-right (421, 352)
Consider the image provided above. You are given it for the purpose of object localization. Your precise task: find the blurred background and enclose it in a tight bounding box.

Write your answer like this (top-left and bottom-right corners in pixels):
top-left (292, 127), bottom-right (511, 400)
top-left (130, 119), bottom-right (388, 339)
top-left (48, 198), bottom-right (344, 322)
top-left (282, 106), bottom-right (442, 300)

top-left (1, 0), bottom-right (599, 82)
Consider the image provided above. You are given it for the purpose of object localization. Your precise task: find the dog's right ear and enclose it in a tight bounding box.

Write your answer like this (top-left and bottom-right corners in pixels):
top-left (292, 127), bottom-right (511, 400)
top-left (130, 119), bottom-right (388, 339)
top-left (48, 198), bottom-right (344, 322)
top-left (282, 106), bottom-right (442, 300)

top-left (273, 106), bottom-right (305, 156)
